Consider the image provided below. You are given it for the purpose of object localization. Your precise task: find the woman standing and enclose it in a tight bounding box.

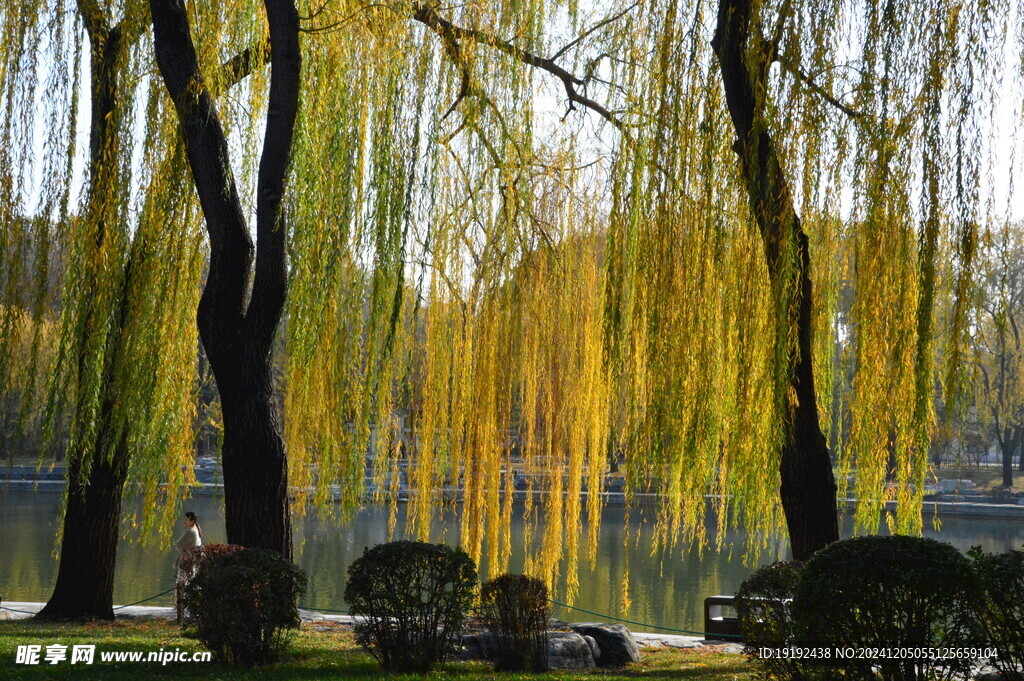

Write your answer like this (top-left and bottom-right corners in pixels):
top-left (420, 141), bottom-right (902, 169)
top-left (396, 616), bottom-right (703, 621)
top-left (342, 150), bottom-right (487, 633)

top-left (174, 511), bottom-right (203, 566)
top-left (173, 511), bottom-right (203, 622)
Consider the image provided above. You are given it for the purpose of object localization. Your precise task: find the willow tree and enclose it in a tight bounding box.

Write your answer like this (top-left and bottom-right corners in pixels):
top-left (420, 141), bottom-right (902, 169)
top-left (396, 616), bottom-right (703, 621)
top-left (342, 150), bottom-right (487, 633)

top-left (280, 1), bottom-right (640, 598)
top-left (0, 0), bottom-right (273, 618)
top-left (976, 221), bottom-right (1024, 487)
top-left (6, 0), bottom-right (1020, 609)
top-left (33, 0), bottom-right (156, 622)
top-left (609, 0), bottom-right (1011, 558)
top-left (617, 0), bottom-right (1008, 558)
top-left (268, 0), bottom-right (1021, 598)
top-left (0, 0), bottom-right (203, 619)
top-left (150, 0), bottom-right (298, 556)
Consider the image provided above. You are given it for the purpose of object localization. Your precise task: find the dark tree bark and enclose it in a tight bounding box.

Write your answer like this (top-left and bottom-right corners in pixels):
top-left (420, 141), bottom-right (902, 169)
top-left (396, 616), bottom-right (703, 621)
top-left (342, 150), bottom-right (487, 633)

top-left (1018, 427), bottom-right (1024, 472)
top-left (37, 13), bottom-right (132, 621)
top-left (35, 331), bottom-right (130, 620)
top-left (885, 428), bottom-right (898, 482)
top-left (150, 0), bottom-right (298, 556)
top-left (40, 2), bottom-right (280, 619)
top-left (999, 425), bottom-right (1017, 489)
top-left (712, 0), bottom-right (839, 561)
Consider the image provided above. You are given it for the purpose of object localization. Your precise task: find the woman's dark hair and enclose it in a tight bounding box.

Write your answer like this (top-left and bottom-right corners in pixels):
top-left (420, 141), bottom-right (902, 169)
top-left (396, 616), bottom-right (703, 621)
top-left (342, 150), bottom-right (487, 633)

top-left (185, 511), bottom-right (203, 539)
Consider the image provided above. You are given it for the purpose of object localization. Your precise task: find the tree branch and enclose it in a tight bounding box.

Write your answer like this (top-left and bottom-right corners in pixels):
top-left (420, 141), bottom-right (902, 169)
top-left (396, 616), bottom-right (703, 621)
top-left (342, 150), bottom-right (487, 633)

top-left (218, 40), bottom-right (272, 92)
top-left (778, 54), bottom-right (863, 119)
top-left (150, 0), bottom-right (253, 339)
top-left (549, 3), bottom-right (637, 62)
top-left (75, 0), bottom-right (108, 38)
top-left (410, 2), bottom-right (623, 130)
top-left (757, 37), bottom-right (863, 120)
top-left (245, 0), bottom-right (300, 349)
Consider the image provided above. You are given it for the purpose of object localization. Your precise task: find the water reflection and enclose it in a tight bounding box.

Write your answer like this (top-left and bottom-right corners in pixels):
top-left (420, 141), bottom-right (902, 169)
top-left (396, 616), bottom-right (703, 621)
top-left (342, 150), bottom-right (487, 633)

top-left (1, 491), bottom-right (1020, 633)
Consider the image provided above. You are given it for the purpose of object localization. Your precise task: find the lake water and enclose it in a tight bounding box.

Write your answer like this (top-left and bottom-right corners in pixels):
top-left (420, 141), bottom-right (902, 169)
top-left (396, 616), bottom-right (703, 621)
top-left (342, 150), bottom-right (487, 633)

top-left (2, 490), bottom-right (1022, 634)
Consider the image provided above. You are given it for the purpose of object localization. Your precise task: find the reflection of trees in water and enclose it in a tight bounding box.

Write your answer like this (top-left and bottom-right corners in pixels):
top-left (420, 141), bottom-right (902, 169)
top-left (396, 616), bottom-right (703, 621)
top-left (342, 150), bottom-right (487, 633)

top-left (2, 494), bottom-right (63, 600)
top-left (4, 492), bottom-right (1022, 629)
top-left (295, 505), bottom-right (782, 630)
top-left (571, 507), bottom-right (784, 633)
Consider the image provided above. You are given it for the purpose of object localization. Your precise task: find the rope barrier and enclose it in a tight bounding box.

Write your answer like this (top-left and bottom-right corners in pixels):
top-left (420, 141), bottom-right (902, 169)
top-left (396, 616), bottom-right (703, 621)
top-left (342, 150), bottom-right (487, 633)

top-left (112, 588), bottom-right (176, 610)
top-left (1, 587), bottom-right (177, 616)
top-left (4, 589), bottom-right (742, 642)
top-left (0, 604), bottom-right (38, 615)
top-left (300, 605), bottom-right (350, 614)
top-left (549, 599), bottom-right (742, 640)
top-left (303, 598), bottom-right (743, 641)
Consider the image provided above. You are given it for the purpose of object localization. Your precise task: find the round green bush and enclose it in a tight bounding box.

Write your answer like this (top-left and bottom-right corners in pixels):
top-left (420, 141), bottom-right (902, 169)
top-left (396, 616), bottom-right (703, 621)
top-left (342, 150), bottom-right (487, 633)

top-left (792, 535), bottom-right (981, 681)
top-left (734, 561), bottom-right (803, 681)
top-left (345, 540), bottom-right (477, 674)
top-left (478, 573), bottom-right (549, 672)
top-left (971, 549), bottom-right (1024, 680)
top-left (175, 543), bottom-right (245, 624)
top-left (181, 548), bottom-right (307, 666)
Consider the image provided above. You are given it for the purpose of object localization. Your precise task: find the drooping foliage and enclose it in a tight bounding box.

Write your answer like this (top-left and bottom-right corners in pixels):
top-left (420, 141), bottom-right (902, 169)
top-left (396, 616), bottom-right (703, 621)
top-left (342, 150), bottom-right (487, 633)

top-left (2, 0), bottom-right (1022, 598)
top-left (282, 0), bottom-right (1021, 588)
top-left (0, 0), bottom-right (218, 541)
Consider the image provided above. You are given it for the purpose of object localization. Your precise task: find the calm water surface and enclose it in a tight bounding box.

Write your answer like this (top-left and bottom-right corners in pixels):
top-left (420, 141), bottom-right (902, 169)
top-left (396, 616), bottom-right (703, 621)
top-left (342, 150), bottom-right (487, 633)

top-left (2, 490), bottom-right (1021, 633)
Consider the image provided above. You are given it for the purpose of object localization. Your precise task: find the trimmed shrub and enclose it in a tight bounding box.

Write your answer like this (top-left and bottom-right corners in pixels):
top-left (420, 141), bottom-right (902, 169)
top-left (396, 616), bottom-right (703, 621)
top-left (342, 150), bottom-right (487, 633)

top-left (345, 541), bottom-right (477, 673)
top-left (792, 535), bottom-right (981, 681)
top-left (734, 561), bottom-right (803, 681)
top-left (177, 543), bottom-right (244, 580)
top-left (181, 548), bottom-right (307, 666)
top-left (477, 574), bottom-right (549, 671)
top-left (971, 549), bottom-right (1024, 680)
top-left (175, 543), bottom-right (244, 624)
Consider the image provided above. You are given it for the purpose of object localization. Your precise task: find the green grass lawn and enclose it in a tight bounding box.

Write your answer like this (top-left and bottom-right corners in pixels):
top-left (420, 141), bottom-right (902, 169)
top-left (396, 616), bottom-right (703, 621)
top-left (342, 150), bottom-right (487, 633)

top-left (941, 465), bottom-right (1023, 493)
top-left (0, 620), bottom-right (756, 680)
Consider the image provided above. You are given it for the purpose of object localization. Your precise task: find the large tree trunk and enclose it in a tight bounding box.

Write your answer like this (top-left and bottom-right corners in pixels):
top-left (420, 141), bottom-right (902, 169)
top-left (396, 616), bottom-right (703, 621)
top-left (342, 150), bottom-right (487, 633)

top-left (37, 19), bottom-right (130, 621)
top-left (39, 262), bottom-right (133, 620)
top-left (215, 348), bottom-right (291, 553)
top-left (1000, 425), bottom-right (1016, 489)
top-left (712, 0), bottom-right (838, 561)
top-left (780, 234), bottom-right (840, 561)
top-left (35, 399), bottom-right (129, 620)
top-left (151, 0), bottom-right (298, 557)
top-left (38, 263), bottom-right (133, 621)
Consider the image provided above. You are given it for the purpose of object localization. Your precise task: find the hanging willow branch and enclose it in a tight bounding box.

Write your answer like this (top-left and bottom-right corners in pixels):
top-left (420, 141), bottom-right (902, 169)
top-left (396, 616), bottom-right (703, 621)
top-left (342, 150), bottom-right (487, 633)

top-left (3, 0), bottom-right (1021, 606)
top-left (409, 2), bottom-right (625, 129)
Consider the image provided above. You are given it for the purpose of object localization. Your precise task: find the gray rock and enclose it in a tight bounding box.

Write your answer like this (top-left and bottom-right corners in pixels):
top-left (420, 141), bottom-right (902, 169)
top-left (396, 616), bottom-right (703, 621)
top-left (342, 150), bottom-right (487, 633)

top-left (938, 478), bottom-right (976, 493)
top-left (705, 642), bottom-right (744, 654)
top-left (661, 638), bottom-right (704, 649)
top-left (568, 622), bottom-right (641, 666)
top-left (974, 672), bottom-right (1003, 681)
top-left (460, 632), bottom-right (494, 660)
top-left (547, 631), bottom-right (596, 670)
top-left (463, 630), bottom-right (602, 670)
